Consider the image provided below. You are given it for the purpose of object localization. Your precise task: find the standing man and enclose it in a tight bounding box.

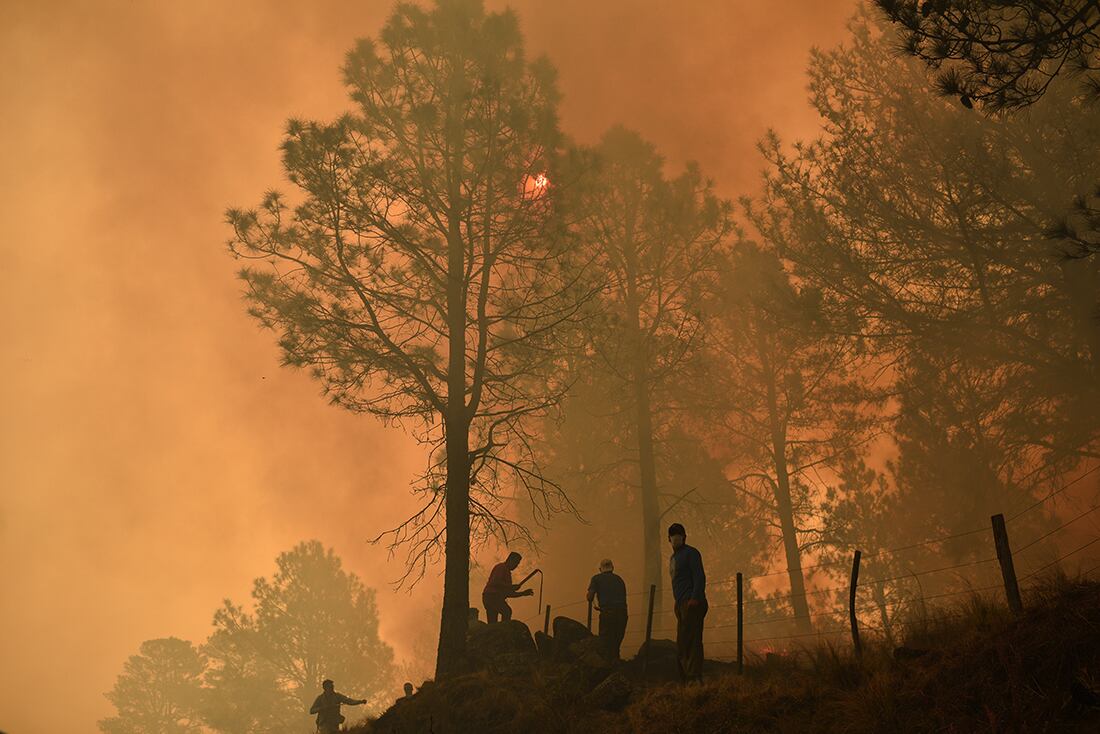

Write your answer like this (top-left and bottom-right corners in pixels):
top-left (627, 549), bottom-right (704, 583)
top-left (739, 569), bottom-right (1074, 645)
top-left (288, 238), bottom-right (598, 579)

top-left (586, 558), bottom-right (628, 660)
top-left (482, 551), bottom-right (534, 623)
top-left (668, 522), bottom-right (707, 682)
top-left (309, 679), bottom-right (367, 733)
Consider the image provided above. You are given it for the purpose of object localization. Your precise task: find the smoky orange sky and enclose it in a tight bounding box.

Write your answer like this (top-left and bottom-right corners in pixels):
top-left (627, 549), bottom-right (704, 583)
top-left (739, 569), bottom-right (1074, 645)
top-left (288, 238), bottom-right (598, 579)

top-left (0, 1), bottom-right (855, 731)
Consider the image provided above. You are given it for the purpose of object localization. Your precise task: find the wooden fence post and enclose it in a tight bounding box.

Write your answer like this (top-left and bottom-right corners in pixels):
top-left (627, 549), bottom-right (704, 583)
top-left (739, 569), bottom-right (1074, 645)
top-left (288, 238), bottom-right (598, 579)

top-left (991, 513), bottom-right (1024, 614)
top-left (544, 604), bottom-right (551, 635)
top-left (736, 572), bottom-right (744, 674)
top-left (587, 598), bottom-right (593, 633)
top-left (643, 583), bottom-right (656, 672)
top-left (849, 550), bottom-right (862, 660)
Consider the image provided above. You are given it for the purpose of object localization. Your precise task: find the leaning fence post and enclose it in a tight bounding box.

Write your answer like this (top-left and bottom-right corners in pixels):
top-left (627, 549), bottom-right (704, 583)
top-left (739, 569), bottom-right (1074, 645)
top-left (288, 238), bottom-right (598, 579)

top-left (736, 572), bottom-right (744, 674)
top-left (643, 583), bottom-right (656, 672)
top-left (849, 550), bottom-right (862, 659)
top-left (544, 604), bottom-right (551, 635)
top-left (586, 598), bottom-right (593, 632)
top-left (991, 513), bottom-right (1024, 614)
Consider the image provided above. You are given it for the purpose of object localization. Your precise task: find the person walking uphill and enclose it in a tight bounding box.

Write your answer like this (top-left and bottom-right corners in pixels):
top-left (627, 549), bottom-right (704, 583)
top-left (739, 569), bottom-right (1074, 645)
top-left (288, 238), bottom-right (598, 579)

top-left (483, 551), bottom-right (534, 623)
top-left (668, 522), bottom-right (708, 682)
top-left (587, 558), bottom-right (628, 660)
top-left (309, 679), bottom-right (367, 733)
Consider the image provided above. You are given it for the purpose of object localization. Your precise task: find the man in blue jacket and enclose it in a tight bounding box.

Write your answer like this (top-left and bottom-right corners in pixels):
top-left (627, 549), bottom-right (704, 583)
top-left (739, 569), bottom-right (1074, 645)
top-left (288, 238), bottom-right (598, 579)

top-left (668, 522), bottom-right (707, 682)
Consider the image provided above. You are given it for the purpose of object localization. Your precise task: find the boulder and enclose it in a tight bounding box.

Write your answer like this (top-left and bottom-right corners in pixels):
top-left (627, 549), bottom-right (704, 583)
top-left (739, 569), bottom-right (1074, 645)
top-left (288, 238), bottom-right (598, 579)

top-left (552, 616), bottom-right (591, 648)
top-left (489, 651), bottom-right (537, 678)
top-left (534, 630), bottom-right (556, 660)
top-left (627, 638), bottom-right (680, 682)
top-left (568, 637), bottom-right (613, 671)
top-left (634, 638), bottom-right (677, 661)
top-left (467, 620), bottom-right (537, 671)
top-left (583, 671), bottom-right (632, 711)
top-left (564, 637), bottom-right (614, 689)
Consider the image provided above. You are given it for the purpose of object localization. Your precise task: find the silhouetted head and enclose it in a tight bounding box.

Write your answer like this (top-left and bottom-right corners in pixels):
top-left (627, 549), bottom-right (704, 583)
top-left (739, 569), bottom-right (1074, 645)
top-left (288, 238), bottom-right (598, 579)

top-left (668, 523), bottom-right (686, 550)
top-left (599, 558), bottom-right (614, 573)
top-left (322, 679), bottom-right (335, 692)
top-left (506, 551), bottom-right (522, 570)
top-left (468, 606), bottom-right (479, 621)
top-left (403, 682), bottom-right (414, 696)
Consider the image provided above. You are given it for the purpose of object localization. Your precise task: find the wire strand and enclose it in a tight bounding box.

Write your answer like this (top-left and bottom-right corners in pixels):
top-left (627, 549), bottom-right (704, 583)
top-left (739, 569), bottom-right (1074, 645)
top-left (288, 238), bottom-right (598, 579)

top-left (1014, 504), bottom-right (1100, 555)
top-left (1020, 536), bottom-right (1100, 581)
top-left (860, 557), bottom-right (998, 586)
top-left (1008, 462), bottom-right (1100, 522)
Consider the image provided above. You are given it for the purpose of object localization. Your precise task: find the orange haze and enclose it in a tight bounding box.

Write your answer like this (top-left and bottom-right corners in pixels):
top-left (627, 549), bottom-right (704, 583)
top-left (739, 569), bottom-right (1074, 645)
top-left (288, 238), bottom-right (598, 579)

top-left (0, 1), bottom-right (853, 731)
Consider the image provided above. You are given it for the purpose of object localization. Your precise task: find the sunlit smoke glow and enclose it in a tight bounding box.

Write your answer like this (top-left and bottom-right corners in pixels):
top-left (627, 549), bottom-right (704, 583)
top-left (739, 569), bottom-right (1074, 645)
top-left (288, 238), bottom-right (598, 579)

top-left (522, 171), bottom-right (550, 200)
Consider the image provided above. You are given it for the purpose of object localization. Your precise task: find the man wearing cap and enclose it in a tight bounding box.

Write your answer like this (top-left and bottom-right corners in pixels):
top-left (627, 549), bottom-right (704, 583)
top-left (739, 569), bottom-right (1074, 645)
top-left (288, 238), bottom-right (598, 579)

top-left (668, 522), bottom-right (708, 682)
top-left (482, 550), bottom-right (534, 623)
top-left (586, 558), bottom-right (628, 660)
top-left (309, 679), bottom-right (367, 733)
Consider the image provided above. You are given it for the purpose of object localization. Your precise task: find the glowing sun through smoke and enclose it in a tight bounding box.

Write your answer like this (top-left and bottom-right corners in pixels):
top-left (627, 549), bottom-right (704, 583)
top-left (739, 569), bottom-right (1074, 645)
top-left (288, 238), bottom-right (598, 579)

top-left (522, 171), bottom-right (550, 200)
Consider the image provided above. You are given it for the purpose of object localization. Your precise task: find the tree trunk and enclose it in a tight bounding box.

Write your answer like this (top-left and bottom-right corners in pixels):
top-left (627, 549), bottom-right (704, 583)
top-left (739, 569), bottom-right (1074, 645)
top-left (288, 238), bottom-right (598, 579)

top-left (436, 409), bottom-right (470, 678)
top-left (871, 580), bottom-right (894, 647)
top-left (633, 355), bottom-right (663, 617)
top-left (621, 219), bottom-right (663, 617)
top-left (763, 357), bottom-right (812, 635)
top-left (436, 149), bottom-right (471, 676)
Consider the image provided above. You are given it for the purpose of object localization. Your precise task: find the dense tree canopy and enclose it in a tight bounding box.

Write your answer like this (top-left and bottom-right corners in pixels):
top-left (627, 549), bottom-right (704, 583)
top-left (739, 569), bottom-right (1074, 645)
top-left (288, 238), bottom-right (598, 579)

top-left (564, 126), bottom-right (731, 608)
top-left (876, 0), bottom-right (1100, 112)
top-left (227, 0), bottom-right (593, 676)
top-left (750, 14), bottom-right (1100, 534)
top-left (204, 541), bottom-right (395, 730)
top-left (98, 638), bottom-right (205, 734)
top-left (101, 543), bottom-right (394, 734)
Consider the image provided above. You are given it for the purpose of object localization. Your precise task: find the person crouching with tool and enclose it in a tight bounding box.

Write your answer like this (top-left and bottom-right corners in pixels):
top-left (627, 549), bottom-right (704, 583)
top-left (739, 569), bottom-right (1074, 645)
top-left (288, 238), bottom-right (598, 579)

top-left (587, 557), bottom-right (628, 660)
top-left (483, 551), bottom-right (533, 623)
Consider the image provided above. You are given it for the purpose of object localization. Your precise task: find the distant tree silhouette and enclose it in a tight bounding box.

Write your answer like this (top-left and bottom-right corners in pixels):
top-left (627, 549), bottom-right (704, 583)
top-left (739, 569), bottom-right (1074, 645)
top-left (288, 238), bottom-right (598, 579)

top-left (200, 630), bottom-right (294, 734)
top-left (98, 638), bottom-right (205, 734)
top-left (876, 0), bottom-right (1100, 112)
top-left (226, 0), bottom-right (592, 677)
top-left (533, 369), bottom-right (767, 620)
top-left (703, 242), bottom-right (879, 635)
top-left (753, 11), bottom-right (1100, 526)
top-left (203, 541), bottom-right (394, 731)
top-left (815, 452), bottom-right (948, 646)
top-left (565, 126), bottom-right (731, 612)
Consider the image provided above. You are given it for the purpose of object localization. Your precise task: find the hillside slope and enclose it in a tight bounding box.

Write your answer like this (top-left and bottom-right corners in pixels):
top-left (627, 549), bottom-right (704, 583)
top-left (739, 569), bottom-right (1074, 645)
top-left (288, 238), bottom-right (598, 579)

top-left (357, 577), bottom-right (1100, 733)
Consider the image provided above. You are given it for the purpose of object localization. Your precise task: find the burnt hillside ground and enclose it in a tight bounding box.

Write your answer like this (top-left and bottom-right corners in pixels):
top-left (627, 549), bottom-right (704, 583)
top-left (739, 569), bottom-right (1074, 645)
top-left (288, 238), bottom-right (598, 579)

top-left (356, 575), bottom-right (1100, 733)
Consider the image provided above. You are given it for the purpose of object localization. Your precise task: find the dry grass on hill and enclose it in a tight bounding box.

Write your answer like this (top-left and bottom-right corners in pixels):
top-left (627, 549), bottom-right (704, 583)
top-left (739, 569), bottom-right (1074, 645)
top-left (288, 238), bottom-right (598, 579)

top-left (357, 574), bottom-right (1100, 733)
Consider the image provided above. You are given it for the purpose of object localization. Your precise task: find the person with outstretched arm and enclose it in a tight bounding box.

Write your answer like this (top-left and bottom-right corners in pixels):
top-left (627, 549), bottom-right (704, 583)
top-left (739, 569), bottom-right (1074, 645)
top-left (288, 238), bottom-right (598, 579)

top-left (668, 522), bottom-right (708, 682)
top-left (309, 679), bottom-right (367, 733)
top-left (482, 551), bottom-right (534, 623)
top-left (587, 557), bottom-right (629, 660)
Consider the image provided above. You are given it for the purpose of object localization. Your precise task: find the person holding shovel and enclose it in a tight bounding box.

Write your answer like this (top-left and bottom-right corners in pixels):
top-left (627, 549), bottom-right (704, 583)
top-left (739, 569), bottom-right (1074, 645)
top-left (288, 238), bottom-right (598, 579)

top-left (482, 551), bottom-right (534, 623)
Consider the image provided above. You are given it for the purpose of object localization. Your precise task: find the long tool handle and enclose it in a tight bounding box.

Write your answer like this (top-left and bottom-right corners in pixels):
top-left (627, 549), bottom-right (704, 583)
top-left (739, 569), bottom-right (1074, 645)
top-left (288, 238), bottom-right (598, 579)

top-left (516, 568), bottom-right (541, 587)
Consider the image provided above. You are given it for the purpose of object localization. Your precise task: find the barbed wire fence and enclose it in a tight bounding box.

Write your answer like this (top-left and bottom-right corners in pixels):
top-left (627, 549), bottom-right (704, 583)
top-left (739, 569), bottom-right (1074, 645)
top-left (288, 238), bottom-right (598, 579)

top-left (516, 460), bottom-right (1100, 669)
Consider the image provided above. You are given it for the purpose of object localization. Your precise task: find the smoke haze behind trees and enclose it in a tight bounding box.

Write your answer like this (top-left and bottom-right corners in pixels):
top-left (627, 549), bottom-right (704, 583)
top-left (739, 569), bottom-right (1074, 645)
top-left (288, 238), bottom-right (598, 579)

top-left (10, 1), bottom-right (1099, 732)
